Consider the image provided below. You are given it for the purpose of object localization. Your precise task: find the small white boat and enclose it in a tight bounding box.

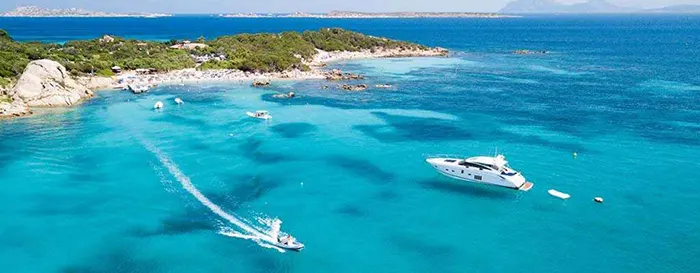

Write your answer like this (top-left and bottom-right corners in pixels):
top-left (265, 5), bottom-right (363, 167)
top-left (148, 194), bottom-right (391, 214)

top-left (246, 110), bottom-right (272, 120)
top-left (269, 219), bottom-right (304, 251)
top-left (174, 98), bottom-right (184, 105)
top-left (272, 235), bottom-right (305, 251)
top-left (153, 101), bottom-right (164, 109)
top-left (426, 154), bottom-right (533, 191)
top-left (548, 189), bottom-right (570, 200)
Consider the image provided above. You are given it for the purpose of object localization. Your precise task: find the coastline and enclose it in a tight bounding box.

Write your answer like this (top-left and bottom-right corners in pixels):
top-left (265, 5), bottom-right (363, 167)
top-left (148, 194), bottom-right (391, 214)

top-left (1, 47), bottom-right (448, 119)
top-left (103, 47), bottom-right (448, 88)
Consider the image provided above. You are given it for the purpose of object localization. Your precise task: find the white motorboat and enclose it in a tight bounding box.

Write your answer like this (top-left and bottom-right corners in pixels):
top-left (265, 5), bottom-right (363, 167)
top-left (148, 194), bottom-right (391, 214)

top-left (269, 219), bottom-right (304, 251)
top-left (272, 235), bottom-right (305, 251)
top-left (246, 110), bottom-right (272, 120)
top-left (426, 154), bottom-right (534, 191)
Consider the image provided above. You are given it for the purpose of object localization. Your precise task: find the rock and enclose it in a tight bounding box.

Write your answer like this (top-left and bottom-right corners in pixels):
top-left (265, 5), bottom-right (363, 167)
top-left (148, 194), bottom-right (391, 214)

top-left (76, 76), bottom-right (115, 90)
top-left (324, 69), bottom-right (364, 81)
top-left (252, 79), bottom-right (270, 87)
top-left (342, 84), bottom-right (368, 91)
top-left (8, 59), bottom-right (93, 107)
top-left (99, 35), bottom-right (115, 43)
top-left (434, 47), bottom-right (449, 56)
top-left (0, 101), bottom-right (31, 118)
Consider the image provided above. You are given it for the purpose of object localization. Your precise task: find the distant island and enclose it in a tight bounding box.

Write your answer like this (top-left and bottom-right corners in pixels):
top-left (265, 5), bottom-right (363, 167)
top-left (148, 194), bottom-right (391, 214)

top-left (219, 11), bottom-right (516, 18)
top-left (0, 6), bottom-right (170, 17)
top-left (500, 0), bottom-right (700, 14)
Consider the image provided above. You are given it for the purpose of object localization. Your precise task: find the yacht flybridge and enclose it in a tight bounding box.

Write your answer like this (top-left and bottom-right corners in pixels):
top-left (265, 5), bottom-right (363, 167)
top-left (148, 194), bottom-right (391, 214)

top-left (426, 154), bottom-right (534, 191)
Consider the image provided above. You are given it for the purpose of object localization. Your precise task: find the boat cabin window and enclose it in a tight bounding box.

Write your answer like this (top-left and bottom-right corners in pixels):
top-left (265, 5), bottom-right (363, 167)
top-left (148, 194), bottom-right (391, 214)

top-left (444, 159), bottom-right (457, 163)
top-left (459, 161), bottom-right (494, 171)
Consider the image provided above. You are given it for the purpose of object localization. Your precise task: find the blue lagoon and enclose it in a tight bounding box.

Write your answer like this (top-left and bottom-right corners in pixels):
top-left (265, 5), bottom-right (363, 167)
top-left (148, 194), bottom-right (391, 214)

top-left (1, 15), bottom-right (699, 273)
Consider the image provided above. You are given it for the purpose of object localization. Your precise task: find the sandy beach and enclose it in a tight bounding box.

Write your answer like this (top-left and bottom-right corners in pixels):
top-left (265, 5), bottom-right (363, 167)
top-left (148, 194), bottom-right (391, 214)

top-left (110, 47), bottom-right (448, 89)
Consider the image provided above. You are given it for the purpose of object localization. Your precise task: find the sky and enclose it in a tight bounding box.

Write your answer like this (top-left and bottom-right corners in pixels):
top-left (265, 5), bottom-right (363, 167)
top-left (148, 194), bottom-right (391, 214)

top-left (1, 0), bottom-right (699, 13)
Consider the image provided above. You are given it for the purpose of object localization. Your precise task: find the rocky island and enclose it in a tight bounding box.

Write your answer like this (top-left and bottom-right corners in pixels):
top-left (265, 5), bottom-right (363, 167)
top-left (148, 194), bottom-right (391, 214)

top-left (0, 6), bottom-right (170, 17)
top-left (0, 28), bottom-right (447, 118)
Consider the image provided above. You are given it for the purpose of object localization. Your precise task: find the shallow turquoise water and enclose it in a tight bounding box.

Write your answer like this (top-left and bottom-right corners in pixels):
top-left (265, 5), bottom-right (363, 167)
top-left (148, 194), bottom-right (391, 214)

top-left (2, 16), bottom-right (700, 273)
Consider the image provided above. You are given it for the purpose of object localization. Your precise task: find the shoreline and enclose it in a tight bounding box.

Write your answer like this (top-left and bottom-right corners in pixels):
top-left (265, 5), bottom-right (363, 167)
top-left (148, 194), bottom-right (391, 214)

top-left (108, 47), bottom-right (448, 89)
top-left (1, 47), bottom-right (448, 119)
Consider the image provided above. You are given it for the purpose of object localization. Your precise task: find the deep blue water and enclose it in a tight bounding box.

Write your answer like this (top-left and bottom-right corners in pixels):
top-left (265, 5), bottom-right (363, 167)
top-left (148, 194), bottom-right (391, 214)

top-left (1, 16), bottom-right (700, 273)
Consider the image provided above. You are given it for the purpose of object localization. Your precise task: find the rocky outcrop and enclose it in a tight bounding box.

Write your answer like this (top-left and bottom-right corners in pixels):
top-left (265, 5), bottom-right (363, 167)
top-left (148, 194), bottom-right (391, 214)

top-left (342, 84), bottom-right (368, 91)
top-left (252, 79), bottom-right (270, 87)
top-left (8, 59), bottom-right (93, 107)
top-left (99, 35), bottom-right (115, 43)
top-left (76, 76), bottom-right (114, 90)
top-left (324, 69), bottom-right (364, 81)
top-left (0, 101), bottom-right (31, 118)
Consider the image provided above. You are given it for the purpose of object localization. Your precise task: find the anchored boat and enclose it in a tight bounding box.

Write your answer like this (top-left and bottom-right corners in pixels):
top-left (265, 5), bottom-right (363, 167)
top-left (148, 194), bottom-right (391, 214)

top-left (246, 110), bottom-right (272, 120)
top-left (426, 154), bottom-right (534, 191)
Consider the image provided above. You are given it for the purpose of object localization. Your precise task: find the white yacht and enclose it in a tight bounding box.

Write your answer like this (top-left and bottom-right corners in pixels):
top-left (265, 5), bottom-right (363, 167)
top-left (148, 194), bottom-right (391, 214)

top-left (426, 154), bottom-right (534, 191)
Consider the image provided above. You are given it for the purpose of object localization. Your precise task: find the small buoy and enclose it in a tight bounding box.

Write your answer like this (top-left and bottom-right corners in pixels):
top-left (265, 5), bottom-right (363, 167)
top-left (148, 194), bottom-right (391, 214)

top-left (153, 101), bottom-right (164, 109)
top-left (174, 98), bottom-right (184, 105)
top-left (300, 182), bottom-right (304, 186)
top-left (594, 197), bottom-right (604, 203)
top-left (573, 152), bottom-right (578, 158)
top-left (548, 189), bottom-right (570, 200)
top-left (229, 133), bottom-right (233, 137)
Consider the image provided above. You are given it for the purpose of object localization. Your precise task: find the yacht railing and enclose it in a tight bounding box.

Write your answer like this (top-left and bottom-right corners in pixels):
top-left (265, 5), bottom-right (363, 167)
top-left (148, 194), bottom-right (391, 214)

top-left (424, 154), bottom-right (469, 159)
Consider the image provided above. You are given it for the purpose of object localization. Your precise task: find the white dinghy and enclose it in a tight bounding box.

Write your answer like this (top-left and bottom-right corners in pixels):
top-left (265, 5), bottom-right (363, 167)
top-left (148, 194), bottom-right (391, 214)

top-left (548, 189), bottom-right (570, 200)
top-left (246, 110), bottom-right (272, 120)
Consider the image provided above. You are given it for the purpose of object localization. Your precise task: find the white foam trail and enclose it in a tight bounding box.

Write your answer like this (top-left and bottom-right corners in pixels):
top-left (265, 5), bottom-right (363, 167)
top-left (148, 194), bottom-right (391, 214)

top-left (140, 140), bottom-right (281, 248)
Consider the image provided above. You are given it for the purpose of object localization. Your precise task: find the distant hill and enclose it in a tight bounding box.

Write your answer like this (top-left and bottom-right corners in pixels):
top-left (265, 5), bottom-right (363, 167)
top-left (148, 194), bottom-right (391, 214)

top-left (0, 6), bottom-right (169, 17)
top-left (500, 0), bottom-right (566, 13)
top-left (500, 0), bottom-right (700, 14)
top-left (644, 5), bottom-right (700, 13)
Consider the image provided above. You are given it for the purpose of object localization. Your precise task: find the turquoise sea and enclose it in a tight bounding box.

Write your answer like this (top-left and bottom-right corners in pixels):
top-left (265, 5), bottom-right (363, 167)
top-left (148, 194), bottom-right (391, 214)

top-left (1, 16), bottom-right (700, 273)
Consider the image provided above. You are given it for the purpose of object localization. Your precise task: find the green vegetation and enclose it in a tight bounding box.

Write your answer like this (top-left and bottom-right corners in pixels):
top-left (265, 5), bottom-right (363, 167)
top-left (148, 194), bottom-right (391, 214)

top-left (302, 28), bottom-right (428, 52)
top-left (0, 76), bottom-right (13, 88)
top-left (0, 28), bottom-right (426, 82)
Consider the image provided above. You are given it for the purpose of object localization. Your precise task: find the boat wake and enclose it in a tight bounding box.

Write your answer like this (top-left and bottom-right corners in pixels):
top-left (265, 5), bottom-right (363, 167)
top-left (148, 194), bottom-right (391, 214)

top-left (140, 139), bottom-right (286, 252)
